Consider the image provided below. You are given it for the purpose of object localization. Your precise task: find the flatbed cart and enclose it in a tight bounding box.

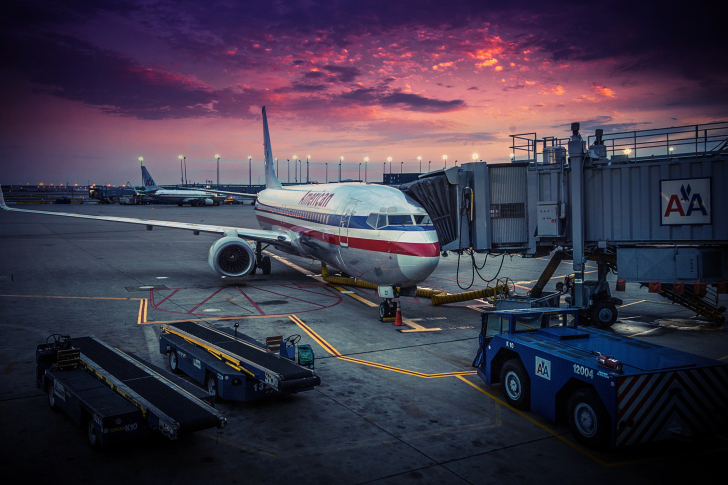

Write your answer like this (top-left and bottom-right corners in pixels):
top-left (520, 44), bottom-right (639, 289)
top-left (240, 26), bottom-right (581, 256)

top-left (36, 334), bottom-right (226, 449)
top-left (159, 321), bottom-right (321, 401)
top-left (472, 309), bottom-right (728, 449)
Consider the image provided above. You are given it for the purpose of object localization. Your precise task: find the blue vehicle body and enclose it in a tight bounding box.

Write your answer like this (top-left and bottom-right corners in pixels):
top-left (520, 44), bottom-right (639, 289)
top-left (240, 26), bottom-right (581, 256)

top-left (474, 308), bottom-right (728, 448)
top-left (159, 322), bottom-right (320, 402)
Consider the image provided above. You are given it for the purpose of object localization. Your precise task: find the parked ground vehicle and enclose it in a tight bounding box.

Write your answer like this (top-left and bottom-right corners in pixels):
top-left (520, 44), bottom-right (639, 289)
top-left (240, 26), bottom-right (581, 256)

top-left (473, 308), bottom-right (728, 449)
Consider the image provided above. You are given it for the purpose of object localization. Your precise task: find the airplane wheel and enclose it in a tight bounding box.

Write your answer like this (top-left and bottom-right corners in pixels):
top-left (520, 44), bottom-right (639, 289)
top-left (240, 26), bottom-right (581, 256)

top-left (87, 417), bottom-right (102, 450)
top-left (379, 301), bottom-right (390, 319)
top-left (261, 256), bottom-right (271, 275)
top-left (590, 301), bottom-right (617, 329)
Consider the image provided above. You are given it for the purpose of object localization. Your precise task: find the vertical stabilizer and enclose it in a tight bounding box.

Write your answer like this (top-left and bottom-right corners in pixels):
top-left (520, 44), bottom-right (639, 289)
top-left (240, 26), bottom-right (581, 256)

top-left (263, 107), bottom-right (283, 190)
top-left (141, 166), bottom-right (161, 192)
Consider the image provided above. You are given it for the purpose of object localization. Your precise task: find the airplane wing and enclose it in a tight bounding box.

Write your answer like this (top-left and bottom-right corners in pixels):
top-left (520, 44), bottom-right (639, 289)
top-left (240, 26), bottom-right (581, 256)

top-left (176, 186), bottom-right (258, 198)
top-left (0, 186), bottom-right (291, 247)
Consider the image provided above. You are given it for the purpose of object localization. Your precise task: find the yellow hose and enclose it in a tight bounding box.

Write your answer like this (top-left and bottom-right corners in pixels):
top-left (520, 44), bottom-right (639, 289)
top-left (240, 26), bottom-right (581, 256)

top-left (320, 264), bottom-right (509, 306)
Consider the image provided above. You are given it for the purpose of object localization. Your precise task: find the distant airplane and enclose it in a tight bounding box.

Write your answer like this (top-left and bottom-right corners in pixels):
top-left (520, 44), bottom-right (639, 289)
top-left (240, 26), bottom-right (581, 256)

top-left (0, 107), bottom-right (440, 317)
top-left (139, 167), bottom-right (227, 206)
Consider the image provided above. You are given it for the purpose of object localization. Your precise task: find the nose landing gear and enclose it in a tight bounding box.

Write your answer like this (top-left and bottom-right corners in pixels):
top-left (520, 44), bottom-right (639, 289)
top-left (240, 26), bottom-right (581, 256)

top-left (379, 299), bottom-right (398, 320)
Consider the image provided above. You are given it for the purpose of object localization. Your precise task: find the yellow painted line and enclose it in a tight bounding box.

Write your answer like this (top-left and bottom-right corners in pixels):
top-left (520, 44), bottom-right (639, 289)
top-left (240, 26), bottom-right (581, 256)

top-left (399, 318), bottom-right (441, 333)
top-left (263, 251), bottom-right (323, 280)
top-left (516, 270), bottom-right (598, 285)
top-left (0, 294), bottom-right (141, 301)
top-left (137, 298), bottom-right (148, 324)
top-left (618, 300), bottom-right (646, 309)
top-left (289, 315), bottom-right (475, 378)
top-left (331, 285), bottom-right (378, 307)
top-left (718, 355), bottom-right (728, 361)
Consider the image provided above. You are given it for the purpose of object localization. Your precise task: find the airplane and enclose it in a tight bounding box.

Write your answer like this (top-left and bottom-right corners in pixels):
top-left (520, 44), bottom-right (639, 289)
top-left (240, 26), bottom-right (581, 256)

top-left (0, 107), bottom-right (440, 318)
top-left (139, 167), bottom-right (227, 206)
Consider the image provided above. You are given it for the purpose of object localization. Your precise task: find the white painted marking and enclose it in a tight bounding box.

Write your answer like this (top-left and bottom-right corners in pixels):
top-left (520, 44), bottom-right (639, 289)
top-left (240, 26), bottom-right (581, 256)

top-left (202, 308), bottom-right (221, 312)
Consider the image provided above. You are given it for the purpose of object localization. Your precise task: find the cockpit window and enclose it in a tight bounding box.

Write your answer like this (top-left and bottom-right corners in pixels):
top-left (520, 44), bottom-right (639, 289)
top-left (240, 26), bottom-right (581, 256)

top-left (388, 215), bottom-right (413, 225)
top-left (376, 214), bottom-right (387, 228)
top-left (366, 213), bottom-right (378, 228)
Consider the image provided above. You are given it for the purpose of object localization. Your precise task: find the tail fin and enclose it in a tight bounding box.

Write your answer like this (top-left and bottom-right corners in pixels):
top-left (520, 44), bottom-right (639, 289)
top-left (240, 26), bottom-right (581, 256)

top-left (263, 106), bottom-right (283, 190)
top-left (141, 166), bottom-right (160, 192)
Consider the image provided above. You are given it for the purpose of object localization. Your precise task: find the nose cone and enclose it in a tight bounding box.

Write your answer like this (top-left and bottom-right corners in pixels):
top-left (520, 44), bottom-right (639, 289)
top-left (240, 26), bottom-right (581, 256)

top-left (397, 231), bottom-right (440, 285)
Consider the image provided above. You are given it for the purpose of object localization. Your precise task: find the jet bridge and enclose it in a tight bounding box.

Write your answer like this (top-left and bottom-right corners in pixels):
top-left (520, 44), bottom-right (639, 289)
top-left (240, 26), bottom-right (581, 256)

top-left (402, 121), bottom-right (728, 325)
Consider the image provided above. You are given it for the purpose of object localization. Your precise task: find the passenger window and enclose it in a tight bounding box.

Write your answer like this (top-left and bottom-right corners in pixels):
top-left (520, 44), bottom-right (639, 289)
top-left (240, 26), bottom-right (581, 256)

top-left (366, 213), bottom-right (378, 228)
top-left (388, 215), bottom-right (413, 225)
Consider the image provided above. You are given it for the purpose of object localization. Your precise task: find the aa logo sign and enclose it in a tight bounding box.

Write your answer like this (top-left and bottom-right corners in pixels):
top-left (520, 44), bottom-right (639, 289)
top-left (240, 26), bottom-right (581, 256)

top-left (660, 177), bottom-right (711, 226)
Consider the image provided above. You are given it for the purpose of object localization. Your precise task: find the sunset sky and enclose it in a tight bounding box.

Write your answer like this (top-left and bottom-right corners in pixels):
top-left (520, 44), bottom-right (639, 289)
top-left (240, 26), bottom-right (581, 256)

top-left (1, 1), bottom-right (726, 186)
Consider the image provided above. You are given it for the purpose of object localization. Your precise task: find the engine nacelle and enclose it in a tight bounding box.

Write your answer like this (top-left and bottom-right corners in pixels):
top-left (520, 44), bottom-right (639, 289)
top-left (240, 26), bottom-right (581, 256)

top-left (204, 198), bottom-right (214, 206)
top-left (208, 237), bottom-right (256, 276)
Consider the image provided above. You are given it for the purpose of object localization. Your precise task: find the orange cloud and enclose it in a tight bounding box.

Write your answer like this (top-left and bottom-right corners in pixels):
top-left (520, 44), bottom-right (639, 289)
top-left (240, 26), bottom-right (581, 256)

top-left (592, 85), bottom-right (616, 98)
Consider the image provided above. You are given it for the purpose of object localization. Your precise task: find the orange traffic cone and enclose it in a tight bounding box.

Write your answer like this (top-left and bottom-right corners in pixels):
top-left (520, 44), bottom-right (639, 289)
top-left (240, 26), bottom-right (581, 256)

top-left (394, 302), bottom-right (403, 326)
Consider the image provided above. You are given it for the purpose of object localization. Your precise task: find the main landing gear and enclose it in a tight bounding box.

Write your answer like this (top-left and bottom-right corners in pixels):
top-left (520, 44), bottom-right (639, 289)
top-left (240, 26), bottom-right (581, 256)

top-left (251, 241), bottom-right (271, 275)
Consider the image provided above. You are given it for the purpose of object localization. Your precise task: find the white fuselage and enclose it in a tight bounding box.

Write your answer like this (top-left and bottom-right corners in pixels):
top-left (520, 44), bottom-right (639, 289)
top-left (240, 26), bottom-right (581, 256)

top-left (256, 182), bottom-right (440, 287)
top-left (147, 189), bottom-right (225, 205)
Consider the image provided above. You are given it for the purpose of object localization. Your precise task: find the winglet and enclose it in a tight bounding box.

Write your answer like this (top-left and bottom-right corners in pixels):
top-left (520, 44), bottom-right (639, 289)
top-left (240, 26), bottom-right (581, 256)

top-left (263, 107), bottom-right (283, 190)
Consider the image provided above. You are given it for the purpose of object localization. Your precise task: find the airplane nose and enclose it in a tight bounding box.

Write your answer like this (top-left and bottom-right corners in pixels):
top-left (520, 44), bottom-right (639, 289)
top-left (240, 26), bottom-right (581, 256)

top-left (397, 231), bottom-right (440, 285)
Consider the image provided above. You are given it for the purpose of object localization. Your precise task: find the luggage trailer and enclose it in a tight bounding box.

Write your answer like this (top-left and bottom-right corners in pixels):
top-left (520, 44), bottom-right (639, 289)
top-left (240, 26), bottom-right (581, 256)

top-left (473, 308), bottom-right (728, 449)
top-left (36, 335), bottom-right (227, 449)
top-left (159, 321), bottom-right (321, 401)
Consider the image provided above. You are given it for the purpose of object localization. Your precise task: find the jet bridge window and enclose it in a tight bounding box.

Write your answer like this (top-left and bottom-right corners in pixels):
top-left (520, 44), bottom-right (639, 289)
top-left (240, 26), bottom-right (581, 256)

top-left (414, 214), bottom-right (432, 225)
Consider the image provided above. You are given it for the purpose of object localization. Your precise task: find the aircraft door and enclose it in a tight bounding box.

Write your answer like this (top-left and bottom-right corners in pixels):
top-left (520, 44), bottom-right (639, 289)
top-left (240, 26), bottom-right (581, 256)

top-left (338, 201), bottom-right (358, 248)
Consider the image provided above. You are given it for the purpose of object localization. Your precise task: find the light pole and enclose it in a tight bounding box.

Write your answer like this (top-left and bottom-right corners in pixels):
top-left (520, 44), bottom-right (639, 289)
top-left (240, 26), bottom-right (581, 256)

top-left (325, 162), bottom-right (328, 183)
top-left (215, 154), bottom-right (220, 188)
top-left (364, 157), bottom-right (369, 183)
top-left (358, 163), bottom-right (361, 181)
top-left (248, 156), bottom-right (252, 186)
top-left (429, 160), bottom-right (431, 171)
top-left (287, 159), bottom-right (290, 183)
top-left (178, 155), bottom-right (184, 184)
top-left (387, 157), bottom-right (392, 174)
top-left (443, 155), bottom-right (447, 169)
top-left (139, 156), bottom-right (143, 167)
top-left (400, 161), bottom-right (403, 174)
top-left (306, 155), bottom-right (310, 183)
top-left (293, 155), bottom-right (298, 183)
top-left (339, 156), bottom-right (343, 182)
top-left (417, 156), bottom-right (422, 173)
top-left (275, 158), bottom-right (278, 176)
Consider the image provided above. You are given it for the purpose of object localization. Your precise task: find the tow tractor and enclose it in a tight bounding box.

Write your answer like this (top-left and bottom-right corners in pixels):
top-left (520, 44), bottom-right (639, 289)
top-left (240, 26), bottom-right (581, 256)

top-left (473, 308), bottom-right (728, 449)
top-left (36, 334), bottom-right (226, 448)
top-left (159, 321), bottom-right (321, 401)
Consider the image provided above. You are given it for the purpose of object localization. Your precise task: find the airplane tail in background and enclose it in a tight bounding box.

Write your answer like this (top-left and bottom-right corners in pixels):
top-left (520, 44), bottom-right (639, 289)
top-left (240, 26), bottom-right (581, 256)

top-left (141, 166), bottom-right (161, 192)
top-left (262, 106), bottom-right (283, 190)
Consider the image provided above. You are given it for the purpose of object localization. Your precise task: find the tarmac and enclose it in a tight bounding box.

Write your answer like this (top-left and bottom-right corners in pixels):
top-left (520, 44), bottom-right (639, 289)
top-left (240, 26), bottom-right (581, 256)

top-left (1, 203), bottom-right (727, 484)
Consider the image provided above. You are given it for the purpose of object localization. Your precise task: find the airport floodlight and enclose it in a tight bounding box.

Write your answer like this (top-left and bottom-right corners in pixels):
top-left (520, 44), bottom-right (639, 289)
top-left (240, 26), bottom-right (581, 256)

top-left (472, 153), bottom-right (478, 161)
top-left (669, 147), bottom-right (674, 152)
top-left (510, 153), bottom-right (515, 160)
top-left (624, 148), bottom-right (631, 155)
top-left (443, 154), bottom-right (447, 168)
top-left (364, 156), bottom-right (369, 162)
top-left (138, 156), bottom-right (144, 166)
top-left (417, 156), bottom-right (422, 172)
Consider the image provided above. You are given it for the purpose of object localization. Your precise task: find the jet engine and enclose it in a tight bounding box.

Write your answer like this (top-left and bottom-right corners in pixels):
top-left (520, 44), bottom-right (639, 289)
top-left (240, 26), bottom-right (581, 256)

top-left (208, 237), bottom-right (256, 276)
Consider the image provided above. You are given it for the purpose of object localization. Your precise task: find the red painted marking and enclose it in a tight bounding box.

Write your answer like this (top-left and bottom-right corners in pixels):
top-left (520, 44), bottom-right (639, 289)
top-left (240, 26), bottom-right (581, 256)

top-left (254, 286), bottom-right (329, 308)
top-left (256, 214), bottom-right (439, 257)
top-left (237, 287), bottom-right (265, 315)
top-left (156, 288), bottom-right (179, 306)
top-left (188, 288), bottom-right (224, 314)
top-left (147, 286), bottom-right (343, 318)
